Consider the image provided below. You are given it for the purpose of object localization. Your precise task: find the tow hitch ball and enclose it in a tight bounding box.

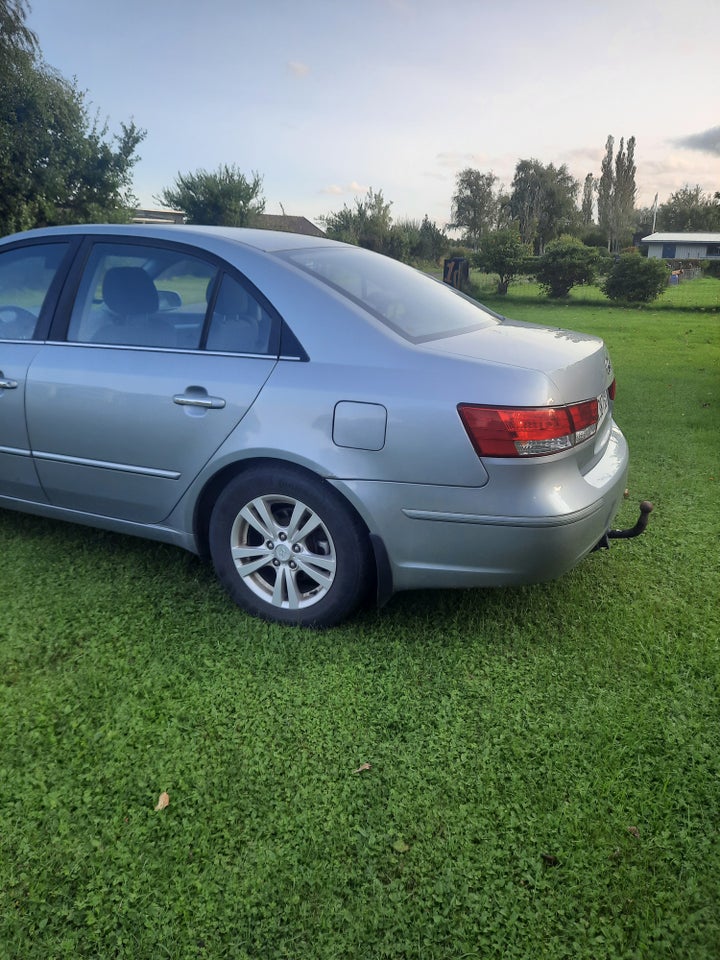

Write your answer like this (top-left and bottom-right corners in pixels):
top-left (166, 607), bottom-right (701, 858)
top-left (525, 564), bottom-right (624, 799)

top-left (594, 500), bottom-right (654, 551)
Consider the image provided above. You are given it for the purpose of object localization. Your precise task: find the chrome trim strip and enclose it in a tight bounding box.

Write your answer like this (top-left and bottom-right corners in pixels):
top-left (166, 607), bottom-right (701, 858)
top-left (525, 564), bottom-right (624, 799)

top-left (32, 450), bottom-right (180, 479)
top-left (0, 445), bottom-right (31, 457)
top-left (402, 503), bottom-right (602, 527)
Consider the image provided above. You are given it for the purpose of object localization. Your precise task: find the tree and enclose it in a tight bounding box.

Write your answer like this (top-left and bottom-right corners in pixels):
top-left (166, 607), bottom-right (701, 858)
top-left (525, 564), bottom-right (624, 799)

top-left (596, 134), bottom-right (637, 252)
top-left (157, 165), bottom-right (265, 226)
top-left (658, 185), bottom-right (720, 231)
top-left (449, 169), bottom-right (503, 249)
top-left (612, 136), bottom-right (637, 250)
top-left (604, 252), bottom-right (668, 303)
top-left (597, 135), bottom-right (614, 243)
top-left (475, 229), bottom-right (531, 294)
top-left (392, 215), bottom-right (449, 263)
top-left (0, 0), bottom-right (145, 235)
top-left (509, 160), bottom-right (579, 254)
top-left (1, 62), bottom-right (144, 234)
top-left (0, 0), bottom-right (37, 67)
top-left (536, 235), bottom-right (598, 298)
top-left (581, 173), bottom-right (595, 225)
top-left (322, 188), bottom-right (396, 254)
top-left (415, 215), bottom-right (449, 262)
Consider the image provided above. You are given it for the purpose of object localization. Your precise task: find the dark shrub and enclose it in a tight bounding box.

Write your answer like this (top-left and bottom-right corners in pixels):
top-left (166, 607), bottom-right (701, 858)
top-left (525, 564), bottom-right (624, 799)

top-left (604, 254), bottom-right (669, 303)
top-left (536, 236), bottom-right (599, 298)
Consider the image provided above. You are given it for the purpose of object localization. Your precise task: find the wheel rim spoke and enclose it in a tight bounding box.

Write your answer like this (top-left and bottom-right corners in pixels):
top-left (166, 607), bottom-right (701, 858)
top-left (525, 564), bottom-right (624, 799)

top-left (293, 511), bottom-right (323, 543)
top-left (296, 553), bottom-right (336, 579)
top-left (232, 545), bottom-right (272, 576)
top-left (240, 497), bottom-right (277, 541)
top-left (232, 493), bottom-right (337, 610)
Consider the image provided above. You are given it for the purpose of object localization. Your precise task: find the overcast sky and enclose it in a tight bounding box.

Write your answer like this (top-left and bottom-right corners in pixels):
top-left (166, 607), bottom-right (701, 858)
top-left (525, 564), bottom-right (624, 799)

top-left (27, 0), bottom-right (720, 225)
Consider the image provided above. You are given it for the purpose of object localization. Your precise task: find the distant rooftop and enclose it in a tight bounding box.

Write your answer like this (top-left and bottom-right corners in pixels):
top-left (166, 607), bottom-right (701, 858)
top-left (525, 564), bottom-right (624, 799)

top-left (642, 232), bottom-right (720, 243)
top-left (133, 208), bottom-right (184, 224)
top-left (253, 214), bottom-right (326, 237)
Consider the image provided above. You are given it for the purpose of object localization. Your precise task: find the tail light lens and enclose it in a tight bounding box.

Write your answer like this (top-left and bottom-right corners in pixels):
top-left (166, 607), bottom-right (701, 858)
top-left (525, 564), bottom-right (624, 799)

top-left (458, 390), bottom-right (611, 459)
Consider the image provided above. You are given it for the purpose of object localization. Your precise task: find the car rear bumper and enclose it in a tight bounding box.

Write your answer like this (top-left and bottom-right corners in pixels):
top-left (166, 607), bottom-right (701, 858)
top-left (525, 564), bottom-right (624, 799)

top-left (332, 423), bottom-right (629, 592)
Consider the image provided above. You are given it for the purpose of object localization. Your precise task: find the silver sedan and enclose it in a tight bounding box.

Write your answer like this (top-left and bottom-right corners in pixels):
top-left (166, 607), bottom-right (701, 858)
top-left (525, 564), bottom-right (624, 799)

top-left (0, 224), bottom-right (631, 626)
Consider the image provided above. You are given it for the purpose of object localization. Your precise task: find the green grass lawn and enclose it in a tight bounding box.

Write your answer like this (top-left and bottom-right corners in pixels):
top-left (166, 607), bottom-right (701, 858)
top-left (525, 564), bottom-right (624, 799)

top-left (1, 279), bottom-right (718, 959)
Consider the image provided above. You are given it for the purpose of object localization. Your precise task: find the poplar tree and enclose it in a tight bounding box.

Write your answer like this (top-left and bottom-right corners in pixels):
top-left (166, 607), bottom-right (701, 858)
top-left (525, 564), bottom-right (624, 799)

top-left (596, 134), bottom-right (637, 252)
top-left (612, 136), bottom-right (637, 251)
top-left (581, 173), bottom-right (595, 225)
top-left (597, 135), bottom-right (614, 247)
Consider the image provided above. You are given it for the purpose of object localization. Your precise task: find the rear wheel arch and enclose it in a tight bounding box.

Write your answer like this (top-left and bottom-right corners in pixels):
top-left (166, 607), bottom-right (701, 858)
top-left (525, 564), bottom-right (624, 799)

top-left (194, 457), bottom-right (367, 556)
top-left (205, 460), bottom-right (375, 626)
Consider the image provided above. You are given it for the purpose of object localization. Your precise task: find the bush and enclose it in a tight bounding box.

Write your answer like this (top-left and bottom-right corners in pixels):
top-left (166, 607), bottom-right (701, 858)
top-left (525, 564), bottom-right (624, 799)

top-left (475, 229), bottom-right (532, 294)
top-left (703, 261), bottom-right (720, 279)
top-left (604, 253), bottom-right (669, 303)
top-left (536, 236), bottom-right (599, 298)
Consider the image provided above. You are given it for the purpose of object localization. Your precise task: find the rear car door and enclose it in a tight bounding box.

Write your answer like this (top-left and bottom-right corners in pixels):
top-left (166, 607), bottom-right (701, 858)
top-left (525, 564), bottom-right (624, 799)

top-left (0, 240), bottom-right (73, 501)
top-left (25, 238), bottom-right (279, 524)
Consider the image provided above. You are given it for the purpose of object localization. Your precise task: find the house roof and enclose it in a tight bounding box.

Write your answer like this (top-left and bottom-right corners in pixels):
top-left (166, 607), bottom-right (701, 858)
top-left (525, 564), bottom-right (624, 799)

top-left (253, 214), bottom-right (326, 237)
top-left (642, 232), bottom-right (720, 243)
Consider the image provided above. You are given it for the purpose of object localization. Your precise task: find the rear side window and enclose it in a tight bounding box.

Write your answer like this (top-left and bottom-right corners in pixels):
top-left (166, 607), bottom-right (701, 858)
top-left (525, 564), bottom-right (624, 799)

top-left (0, 243), bottom-right (69, 340)
top-left (281, 245), bottom-right (499, 343)
top-left (205, 274), bottom-right (277, 354)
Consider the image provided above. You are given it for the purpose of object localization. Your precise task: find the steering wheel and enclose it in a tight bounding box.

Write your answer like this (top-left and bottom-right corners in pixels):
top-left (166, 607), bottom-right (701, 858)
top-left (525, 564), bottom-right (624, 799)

top-left (0, 305), bottom-right (37, 322)
top-left (0, 305), bottom-right (38, 339)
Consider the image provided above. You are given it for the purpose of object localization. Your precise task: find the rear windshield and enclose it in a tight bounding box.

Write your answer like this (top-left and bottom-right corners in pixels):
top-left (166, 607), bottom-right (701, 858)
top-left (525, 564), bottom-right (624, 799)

top-left (279, 245), bottom-right (499, 343)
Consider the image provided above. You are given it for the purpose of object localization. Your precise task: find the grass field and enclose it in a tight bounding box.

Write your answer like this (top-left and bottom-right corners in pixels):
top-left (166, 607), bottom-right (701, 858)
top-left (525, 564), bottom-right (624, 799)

top-left (0, 278), bottom-right (718, 959)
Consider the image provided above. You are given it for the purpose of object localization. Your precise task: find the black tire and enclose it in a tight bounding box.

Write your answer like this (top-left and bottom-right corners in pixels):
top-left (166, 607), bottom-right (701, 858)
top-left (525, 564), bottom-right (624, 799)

top-left (208, 465), bottom-right (372, 627)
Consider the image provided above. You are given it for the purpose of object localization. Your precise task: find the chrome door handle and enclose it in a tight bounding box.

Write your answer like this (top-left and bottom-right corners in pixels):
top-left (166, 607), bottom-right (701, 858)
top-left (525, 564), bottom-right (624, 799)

top-left (173, 393), bottom-right (226, 409)
top-left (0, 378), bottom-right (18, 389)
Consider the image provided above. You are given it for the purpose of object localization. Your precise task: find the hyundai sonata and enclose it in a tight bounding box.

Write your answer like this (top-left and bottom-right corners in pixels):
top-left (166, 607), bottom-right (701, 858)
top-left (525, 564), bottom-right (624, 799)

top-left (0, 224), bottom-right (637, 626)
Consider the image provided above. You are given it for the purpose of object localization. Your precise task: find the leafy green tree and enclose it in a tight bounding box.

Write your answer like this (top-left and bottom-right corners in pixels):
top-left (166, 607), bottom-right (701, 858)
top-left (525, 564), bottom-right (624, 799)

top-left (449, 169), bottom-right (505, 249)
top-left (596, 134), bottom-right (637, 252)
top-left (0, 0), bottom-right (144, 235)
top-left (157, 165), bottom-right (264, 226)
top-left (509, 160), bottom-right (579, 254)
top-left (475, 229), bottom-right (531, 294)
top-left (581, 173), bottom-right (595, 225)
top-left (612, 136), bottom-right (637, 250)
top-left (322, 188), bottom-right (398, 255)
top-left (0, 0), bottom-right (37, 66)
top-left (597, 135), bottom-right (614, 244)
top-left (394, 215), bottom-right (449, 263)
top-left (603, 252), bottom-right (668, 303)
top-left (658, 185), bottom-right (720, 231)
top-left (416, 215), bottom-right (449, 262)
top-left (536, 235), bottom-right (599, 298)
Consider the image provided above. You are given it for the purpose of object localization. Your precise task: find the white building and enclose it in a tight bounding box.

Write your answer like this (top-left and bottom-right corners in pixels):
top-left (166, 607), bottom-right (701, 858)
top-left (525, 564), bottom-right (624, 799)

top-left (642, 233), bottom-right (720, 260)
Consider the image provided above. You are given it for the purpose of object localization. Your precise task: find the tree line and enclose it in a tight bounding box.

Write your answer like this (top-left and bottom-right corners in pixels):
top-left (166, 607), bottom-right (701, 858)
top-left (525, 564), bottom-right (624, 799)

top-left (2, 0), bottom-right (719, 271)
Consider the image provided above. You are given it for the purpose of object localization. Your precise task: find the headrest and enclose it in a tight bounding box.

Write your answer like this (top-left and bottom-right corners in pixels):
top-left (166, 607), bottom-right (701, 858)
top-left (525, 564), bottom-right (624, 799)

top-left (103, 267), bottom-right (159, 316)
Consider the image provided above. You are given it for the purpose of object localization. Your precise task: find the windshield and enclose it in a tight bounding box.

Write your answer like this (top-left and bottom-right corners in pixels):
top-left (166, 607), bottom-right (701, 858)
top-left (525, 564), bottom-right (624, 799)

top-left (280, 245), bottom-right (499, 343)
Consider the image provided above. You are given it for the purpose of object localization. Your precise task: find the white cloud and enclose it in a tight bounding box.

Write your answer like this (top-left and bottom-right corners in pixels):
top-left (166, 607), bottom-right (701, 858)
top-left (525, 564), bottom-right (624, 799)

top-left (287, 61), bottom-right (310, 77)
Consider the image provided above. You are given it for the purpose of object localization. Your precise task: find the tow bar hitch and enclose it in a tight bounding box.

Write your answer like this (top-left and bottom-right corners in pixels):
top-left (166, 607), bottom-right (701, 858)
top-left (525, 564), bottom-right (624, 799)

top-left (594, 500), bottom-right (654, 551)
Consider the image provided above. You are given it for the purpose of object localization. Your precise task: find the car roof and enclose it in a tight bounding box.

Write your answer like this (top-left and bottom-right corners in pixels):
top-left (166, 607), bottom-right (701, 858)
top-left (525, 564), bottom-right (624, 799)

top-left (0, 223), bottom-right (338, 254)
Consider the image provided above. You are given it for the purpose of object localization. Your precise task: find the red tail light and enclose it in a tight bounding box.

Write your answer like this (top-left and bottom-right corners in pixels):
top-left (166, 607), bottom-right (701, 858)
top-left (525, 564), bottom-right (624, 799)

top-left (458, 396), bottom-right (604, 458)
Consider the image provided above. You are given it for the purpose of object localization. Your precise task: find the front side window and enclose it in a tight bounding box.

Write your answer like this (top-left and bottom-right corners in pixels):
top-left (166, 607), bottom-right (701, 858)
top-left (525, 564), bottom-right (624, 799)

top-left (0, 243), bottom-right (69, 340)
top-left (280, 245), bottom-right (499, 343)
top-left (68, 243), bottom-right (218, 348)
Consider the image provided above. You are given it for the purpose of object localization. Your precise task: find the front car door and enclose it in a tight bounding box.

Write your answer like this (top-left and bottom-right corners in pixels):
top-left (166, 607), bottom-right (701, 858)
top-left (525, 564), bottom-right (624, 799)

top-left (0, 239), bottom-right (74, 501)
top-left (25, 238), bottom-right (280, 524)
